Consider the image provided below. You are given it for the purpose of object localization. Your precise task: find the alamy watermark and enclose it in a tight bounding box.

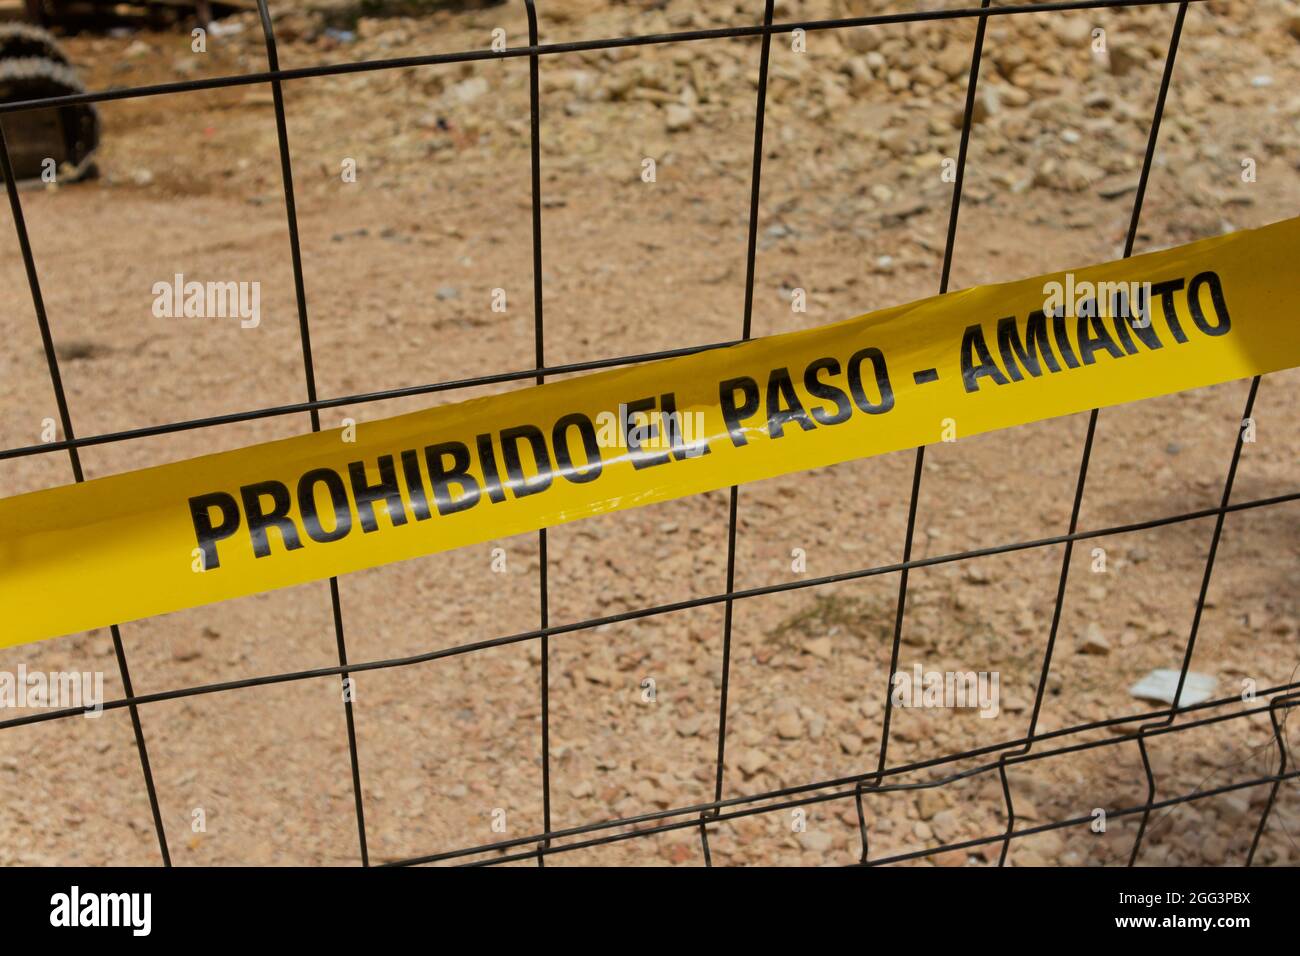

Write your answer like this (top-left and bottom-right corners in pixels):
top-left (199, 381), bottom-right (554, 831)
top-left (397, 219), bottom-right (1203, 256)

top-left (0, 666), bottom-right (104, 717)
top-left (50, 886), bottom-right (150, 936)
top-left (595, 402), bottom-right (708, 455)
top-left (152, 273), bottom-right (261, 328)
top-left (1042, 272), bottom-right (1151, 325)
top-left (891, 664), bottom-right (1000, 718)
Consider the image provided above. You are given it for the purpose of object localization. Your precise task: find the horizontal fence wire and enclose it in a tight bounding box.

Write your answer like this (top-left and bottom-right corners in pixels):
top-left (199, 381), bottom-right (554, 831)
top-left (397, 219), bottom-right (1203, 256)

top-left (0, 0), bottom-right (1294, 867)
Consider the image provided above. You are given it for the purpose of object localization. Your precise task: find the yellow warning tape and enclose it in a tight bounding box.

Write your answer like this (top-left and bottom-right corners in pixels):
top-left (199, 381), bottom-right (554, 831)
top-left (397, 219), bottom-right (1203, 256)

top-left (4, 217), bottom-right (1299, 648)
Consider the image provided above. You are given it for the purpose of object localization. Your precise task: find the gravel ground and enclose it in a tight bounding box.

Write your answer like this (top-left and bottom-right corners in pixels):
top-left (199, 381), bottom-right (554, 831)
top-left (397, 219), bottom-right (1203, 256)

top-left (0, 0), bottom-right (1297, 866)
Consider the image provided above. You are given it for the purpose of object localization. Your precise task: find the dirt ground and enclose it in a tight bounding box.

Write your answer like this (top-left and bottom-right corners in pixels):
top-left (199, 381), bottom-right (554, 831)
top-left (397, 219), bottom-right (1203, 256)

top-left (0, 0), bottom-right (1298, 866)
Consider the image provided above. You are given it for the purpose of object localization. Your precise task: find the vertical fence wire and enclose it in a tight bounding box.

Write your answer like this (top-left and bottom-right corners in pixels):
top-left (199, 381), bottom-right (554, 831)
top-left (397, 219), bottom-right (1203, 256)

top-left (856, 0), bottom-right (992, 863)
top-left (522, 0), bottom-right (552, 867)
top-left (0, 122), bottom-right (172, 866)
top-left (701, 0), bottom-right (776, 868)
top-left (996, 0), bottom-right (1186, 867)
top-left (254, 0), bottom-right (370, 866)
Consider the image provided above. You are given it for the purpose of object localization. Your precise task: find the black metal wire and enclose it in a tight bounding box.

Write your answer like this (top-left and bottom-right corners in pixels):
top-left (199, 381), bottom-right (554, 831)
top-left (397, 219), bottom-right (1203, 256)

top-left (1247, 693), bottom-right (1298, 866)
top-left (0, 340), bottom-right (743, 463)
top-left (0, 0), bottom-right (1292, 869)
top-left (1129, 371), bottom-right (1260, 864)
top-left (522, 0), bottom-right (552, 868)
top-left (0, 0), bottom-right (1214, 119)
top-left (993, 0), bottom-right (1188, 868)
top-left (2, 487), bottom-right (1293, 728)
top-left (254, 0), bottom-right (369, 866)
top-left (857, 0), bottom-right (993, 864)
top-left (703, 0), bottom-right (776, 869)
top-left (391, 689), bottom-right (1300, 867)
top-left (0, 122), bottom-right (172, 866)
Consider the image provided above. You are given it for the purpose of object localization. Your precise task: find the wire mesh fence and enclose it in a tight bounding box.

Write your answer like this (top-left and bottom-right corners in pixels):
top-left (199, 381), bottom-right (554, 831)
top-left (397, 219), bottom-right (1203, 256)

top-left (0, 0), bottom-right (1296, 867)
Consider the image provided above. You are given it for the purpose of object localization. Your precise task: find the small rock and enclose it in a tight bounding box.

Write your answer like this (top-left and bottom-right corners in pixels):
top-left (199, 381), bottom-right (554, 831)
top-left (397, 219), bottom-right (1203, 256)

top-left (845, 57), bottom-right (873, 94)
top-left (1108, 44), bottom-right (1143, 78)
top-left (1078, 622), bottom-right (1111, 655)
top-left (798, 830), bottom-right (834, 853)
top-left (1051, 18), bottom-right (1091, 47)
top-left (738, 749), bottom-right (769, 777)
top-left (54, 339), bottom-right (105, 362)
top-left (1097, 173), bottom-right (1140, 199)
top-left (929, 808), bottom-right (962, 842)
top-left (879, 199), bottom-right (928, 226)
top-left (1129, 668), bottom-right (1217, 706)
top-left (917, 788), bottom-right (948, 821)
top-left (171, 642), bottom-right (202, 663)
top-left (676, 715), bottom-right (702, 738)
top-left (842, 28), bottom-right (881, 54)
top-left (1083, 89), bottom-right (1113, 110)
top-left (1013, 848), bottom-right (1048, 866)
top-left (664, 103), bottom-right (694, 132)
top-left (447, 77), bottom-right (488, 105)
top-left (776, 711), bottom-right (803, 740)
top-left (803, 636), bottom-right (833, 659)
top-left (936, 42), bottom-right (970, 80)
top-left (998, 84), bottom-right (1031, 108)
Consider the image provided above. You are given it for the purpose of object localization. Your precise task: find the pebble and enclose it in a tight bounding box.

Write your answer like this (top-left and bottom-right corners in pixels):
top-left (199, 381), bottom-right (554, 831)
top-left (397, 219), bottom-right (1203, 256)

top-left (803, 637), bottom-right (833, 659)
top-left (676, 715), bottom-right (703, 737)
top-left (1051, 19), bottom-right (1091, 47)
top-left (171, 642), bottom-right (202, 663)
top-left (1078, 622), bottom-right (1111, 655)
top-left (917, 788), bottom-right (947, 821)
top-left (447, 77), bottom-right (488, 105)
top-left (930, 809), bottom-right (963, 843)
top-left (797, 830), bottom-right (834, 853)
top-left (1096, 173), bottom-right (1140, 199)
top-left (738, 749), bottom-right (770, 777)
top-left (664, 103), bottom-right (694, 132)
top-left (776, 711), bottom-right (803, 740)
